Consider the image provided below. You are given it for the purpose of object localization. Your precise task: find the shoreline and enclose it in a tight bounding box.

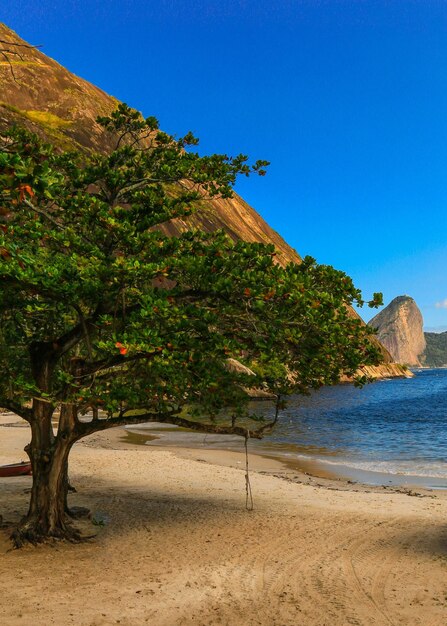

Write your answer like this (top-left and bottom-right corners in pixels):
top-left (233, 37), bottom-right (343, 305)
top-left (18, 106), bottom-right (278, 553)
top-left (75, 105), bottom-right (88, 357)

top-left (2, 415), bottom-right (447, 624)
top-left (83, 424), bottom-right (447, 497)
top-left (119, 423), bottom-right (447, 492)
top-left (2, 410), bottom-right (446, 493)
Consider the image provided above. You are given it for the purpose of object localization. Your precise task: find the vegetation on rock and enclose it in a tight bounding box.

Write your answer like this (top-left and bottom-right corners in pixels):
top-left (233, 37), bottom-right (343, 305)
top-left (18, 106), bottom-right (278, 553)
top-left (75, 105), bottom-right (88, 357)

top-left (422, 332), bottom-right (447, 367)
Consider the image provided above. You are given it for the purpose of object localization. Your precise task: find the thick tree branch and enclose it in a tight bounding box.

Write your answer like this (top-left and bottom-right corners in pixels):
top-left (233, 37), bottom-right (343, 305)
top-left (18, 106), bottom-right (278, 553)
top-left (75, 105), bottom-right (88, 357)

top-left (23, 198), bottom-right (65, 231)
top-left (153, 411), bottom-right (273, 439)
top-left (73, 351), bottom-right (159, 379)
top-left (75, 410), bottom-right (177, 437)
top-left (0, 275), bottom-right (61, 300)
top-left (73, 304), bottom-right (94, 360)
top-left (0, 398), bottom-right (32, 422)
top-left (75, 407), bottom-right (277, 440)
top-left (56, 305), bottom-right (105, 356)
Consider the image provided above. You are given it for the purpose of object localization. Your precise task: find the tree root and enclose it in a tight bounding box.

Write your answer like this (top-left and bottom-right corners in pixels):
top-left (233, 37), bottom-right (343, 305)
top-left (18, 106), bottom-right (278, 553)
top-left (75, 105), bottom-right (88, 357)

top-left (10, 517), bottom-right (84, 548)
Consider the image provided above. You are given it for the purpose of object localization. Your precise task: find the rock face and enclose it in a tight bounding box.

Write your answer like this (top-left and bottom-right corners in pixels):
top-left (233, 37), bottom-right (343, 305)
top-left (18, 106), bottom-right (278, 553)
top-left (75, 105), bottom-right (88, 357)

top-left (368, 296), bottom-right (426, 367)
top-left (0, 23), bottom-right (299, 265)
top-left (0, 24), bottom-right (409, 378)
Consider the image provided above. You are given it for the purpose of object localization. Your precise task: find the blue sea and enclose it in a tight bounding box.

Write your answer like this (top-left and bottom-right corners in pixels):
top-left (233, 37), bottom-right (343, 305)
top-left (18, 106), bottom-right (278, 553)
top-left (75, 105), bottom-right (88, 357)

top-left (127, 368), bottom-right (447, 486)
top-left (255, 368), bottom-right (447, 482)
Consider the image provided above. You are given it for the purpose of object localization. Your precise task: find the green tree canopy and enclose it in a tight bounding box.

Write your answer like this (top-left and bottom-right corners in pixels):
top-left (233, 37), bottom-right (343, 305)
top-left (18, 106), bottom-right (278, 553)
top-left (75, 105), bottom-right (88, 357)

top-left (0, 105), bottom-right (382, 545)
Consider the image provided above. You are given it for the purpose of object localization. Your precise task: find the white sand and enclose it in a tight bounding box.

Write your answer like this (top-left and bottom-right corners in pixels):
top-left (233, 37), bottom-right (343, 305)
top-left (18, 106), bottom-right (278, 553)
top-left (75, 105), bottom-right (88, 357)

top-left (1, 416), bottom-right (447, 625)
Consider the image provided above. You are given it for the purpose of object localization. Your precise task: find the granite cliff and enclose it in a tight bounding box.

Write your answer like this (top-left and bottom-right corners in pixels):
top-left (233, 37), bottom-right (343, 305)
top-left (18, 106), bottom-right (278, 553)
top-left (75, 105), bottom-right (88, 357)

top-left (0, 24), bottom-right (297, 264)
top-left (368, 296), bottom-right (426, 367)
top-left (0, 24), bottom-right (408, 378)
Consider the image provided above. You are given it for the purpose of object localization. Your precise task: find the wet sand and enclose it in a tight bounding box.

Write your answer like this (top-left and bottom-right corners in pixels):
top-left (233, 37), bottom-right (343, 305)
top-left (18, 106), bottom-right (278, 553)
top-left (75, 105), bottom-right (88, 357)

top-left (121, 423), bottom-right (447, 491)
top-left (1, 415), bottom-right (447, 625)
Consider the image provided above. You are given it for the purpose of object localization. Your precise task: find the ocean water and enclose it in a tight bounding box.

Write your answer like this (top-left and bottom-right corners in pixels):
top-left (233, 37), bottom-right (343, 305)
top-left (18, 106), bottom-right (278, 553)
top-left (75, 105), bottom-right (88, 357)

top-left (127, 369), bottom-right (447, 485)
top-left (255, 368), bottom-right (447, 480)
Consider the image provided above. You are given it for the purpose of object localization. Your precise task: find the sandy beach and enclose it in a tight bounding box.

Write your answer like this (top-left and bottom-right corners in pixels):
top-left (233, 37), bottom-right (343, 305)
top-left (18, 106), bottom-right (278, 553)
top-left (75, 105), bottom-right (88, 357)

top-left (1, 415), bottom-right (447, 626)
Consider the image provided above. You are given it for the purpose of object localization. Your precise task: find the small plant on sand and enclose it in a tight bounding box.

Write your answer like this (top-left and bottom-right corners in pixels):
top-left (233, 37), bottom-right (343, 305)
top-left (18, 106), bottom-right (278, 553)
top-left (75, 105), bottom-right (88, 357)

top-left (0, 105), bottom-right (383, 545)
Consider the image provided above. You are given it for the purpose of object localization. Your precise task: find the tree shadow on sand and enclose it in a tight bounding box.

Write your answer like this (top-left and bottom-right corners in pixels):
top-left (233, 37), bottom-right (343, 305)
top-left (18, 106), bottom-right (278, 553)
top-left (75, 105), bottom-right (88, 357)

top-left (0, 467), bottom-right (255, 548)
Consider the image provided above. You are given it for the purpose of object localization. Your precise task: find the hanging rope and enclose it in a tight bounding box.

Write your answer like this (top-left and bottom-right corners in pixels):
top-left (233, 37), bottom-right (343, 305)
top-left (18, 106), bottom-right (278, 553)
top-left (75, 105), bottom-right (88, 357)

top-left (244, 430), bottom-right (254, 511)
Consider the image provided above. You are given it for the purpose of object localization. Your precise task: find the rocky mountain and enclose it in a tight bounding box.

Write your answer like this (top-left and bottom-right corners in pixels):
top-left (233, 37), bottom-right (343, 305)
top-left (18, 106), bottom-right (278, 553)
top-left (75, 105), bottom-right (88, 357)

top-left (422, 332), bottom-right (447, 367)
top-left (0, 23), bottom-right (298, 264)
top-left (368, 296), bottom-right (426, 367)
top-left (0, 23), bottom-right (408, 378)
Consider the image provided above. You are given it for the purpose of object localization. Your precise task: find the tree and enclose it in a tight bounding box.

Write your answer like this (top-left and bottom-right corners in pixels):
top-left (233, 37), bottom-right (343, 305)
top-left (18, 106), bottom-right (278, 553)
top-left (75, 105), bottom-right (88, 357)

top-left (0, 105), bottom-right (383, 545)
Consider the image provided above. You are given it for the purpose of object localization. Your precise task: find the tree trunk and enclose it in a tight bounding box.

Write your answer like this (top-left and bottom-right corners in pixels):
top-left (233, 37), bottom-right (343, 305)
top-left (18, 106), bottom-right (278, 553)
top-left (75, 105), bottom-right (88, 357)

top-left (11, 399), bottom-right (79, 546)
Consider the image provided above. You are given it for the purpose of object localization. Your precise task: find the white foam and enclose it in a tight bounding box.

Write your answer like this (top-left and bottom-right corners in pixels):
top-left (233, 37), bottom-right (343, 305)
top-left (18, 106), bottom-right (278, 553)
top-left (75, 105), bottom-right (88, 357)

top-left (292, 453), bottom-right (447, 479)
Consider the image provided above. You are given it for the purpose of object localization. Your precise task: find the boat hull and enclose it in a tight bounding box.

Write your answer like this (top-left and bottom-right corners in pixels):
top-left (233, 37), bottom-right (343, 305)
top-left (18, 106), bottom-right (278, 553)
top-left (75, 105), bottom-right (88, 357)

top-left (0, 462), bottom-right (32, 477)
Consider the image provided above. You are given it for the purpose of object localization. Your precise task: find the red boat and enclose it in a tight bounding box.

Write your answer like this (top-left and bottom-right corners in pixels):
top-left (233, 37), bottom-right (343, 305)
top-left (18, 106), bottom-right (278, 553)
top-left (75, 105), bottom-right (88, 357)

top-left (0, 462), bottom-right (32, 477)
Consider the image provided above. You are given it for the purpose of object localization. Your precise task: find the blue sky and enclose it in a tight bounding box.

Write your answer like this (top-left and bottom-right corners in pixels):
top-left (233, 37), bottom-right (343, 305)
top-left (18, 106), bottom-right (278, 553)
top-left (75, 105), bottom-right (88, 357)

top-left (2, 1), bottom-right (447, 328)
